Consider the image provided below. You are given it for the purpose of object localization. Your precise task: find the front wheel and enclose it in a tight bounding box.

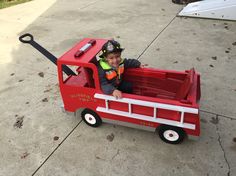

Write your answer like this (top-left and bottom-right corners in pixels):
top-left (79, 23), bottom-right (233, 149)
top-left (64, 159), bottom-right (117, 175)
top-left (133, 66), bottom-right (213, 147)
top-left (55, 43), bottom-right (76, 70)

top-left (81, 109), bottom-right (102, 127)
top-left (158, 125), bottom-right (185, 144)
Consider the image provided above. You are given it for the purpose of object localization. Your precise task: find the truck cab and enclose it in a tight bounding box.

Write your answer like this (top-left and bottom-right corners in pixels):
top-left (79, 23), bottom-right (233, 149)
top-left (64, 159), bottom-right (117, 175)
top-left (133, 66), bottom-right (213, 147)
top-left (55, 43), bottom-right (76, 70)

top-left (57, 38), bottom-right (107, 113)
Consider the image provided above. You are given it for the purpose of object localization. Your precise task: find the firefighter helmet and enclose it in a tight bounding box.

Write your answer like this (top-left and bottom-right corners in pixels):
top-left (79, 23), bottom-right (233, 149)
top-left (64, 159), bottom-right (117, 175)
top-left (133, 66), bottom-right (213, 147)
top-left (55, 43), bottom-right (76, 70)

top-left (99, 40), bottom-right (124, 58)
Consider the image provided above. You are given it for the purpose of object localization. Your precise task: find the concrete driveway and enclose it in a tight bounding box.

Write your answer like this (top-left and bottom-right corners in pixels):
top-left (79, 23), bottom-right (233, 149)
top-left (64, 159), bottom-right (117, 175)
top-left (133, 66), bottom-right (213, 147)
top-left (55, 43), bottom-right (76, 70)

top-left (0, 0), bottom-right (236, 175)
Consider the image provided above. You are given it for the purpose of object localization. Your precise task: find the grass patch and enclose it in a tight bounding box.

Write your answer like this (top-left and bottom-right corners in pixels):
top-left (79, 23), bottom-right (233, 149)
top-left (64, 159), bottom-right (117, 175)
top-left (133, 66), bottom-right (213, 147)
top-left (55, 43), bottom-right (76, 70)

top-left (0, 0), bottom-right (32, 9)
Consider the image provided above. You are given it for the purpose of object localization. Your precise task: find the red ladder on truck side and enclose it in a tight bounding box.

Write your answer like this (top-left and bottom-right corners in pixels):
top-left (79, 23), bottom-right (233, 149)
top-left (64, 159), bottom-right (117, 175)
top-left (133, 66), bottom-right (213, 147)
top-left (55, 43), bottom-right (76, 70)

top-left (94, 94), bottom-right (198, 130)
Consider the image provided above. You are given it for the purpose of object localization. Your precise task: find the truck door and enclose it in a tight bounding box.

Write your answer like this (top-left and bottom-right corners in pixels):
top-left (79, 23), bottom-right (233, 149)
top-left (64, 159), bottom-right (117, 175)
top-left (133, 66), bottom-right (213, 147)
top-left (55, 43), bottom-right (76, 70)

top-left (58, 63), bottom-right (99, 112)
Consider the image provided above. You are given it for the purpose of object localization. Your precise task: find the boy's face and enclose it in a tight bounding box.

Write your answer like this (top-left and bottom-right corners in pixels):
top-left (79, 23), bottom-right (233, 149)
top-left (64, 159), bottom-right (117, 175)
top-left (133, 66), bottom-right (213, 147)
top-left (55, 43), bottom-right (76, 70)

top-left (105, 52), bottom-right (121, 68)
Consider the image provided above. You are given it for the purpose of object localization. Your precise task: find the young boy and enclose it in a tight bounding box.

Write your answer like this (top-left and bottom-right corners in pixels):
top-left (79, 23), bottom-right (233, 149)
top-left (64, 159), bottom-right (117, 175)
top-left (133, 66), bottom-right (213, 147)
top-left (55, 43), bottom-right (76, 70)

top-left (98, 40), bottom-right (141, 99)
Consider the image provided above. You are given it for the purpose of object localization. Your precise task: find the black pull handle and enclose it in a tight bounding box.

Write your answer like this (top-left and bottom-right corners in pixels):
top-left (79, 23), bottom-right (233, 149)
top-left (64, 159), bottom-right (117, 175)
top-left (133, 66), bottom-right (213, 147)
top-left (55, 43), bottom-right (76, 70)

top-left (19, 33), bottom-right (34, 43)
top-left (18, 33), bottom-right (76, 76)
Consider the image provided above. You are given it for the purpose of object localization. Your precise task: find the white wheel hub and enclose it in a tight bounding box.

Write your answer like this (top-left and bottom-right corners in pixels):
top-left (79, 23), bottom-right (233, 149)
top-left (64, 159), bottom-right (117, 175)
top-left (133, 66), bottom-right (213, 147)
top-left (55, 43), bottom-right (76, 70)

top-left (163, 130), bottom-right (179, 141)
top-left (84, 113), bottom-right (96, 125)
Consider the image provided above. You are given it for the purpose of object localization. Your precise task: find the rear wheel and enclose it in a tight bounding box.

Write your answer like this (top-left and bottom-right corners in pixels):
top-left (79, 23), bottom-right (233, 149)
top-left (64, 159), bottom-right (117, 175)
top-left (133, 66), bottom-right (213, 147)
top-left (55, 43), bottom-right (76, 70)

top-left (158, 125), bottom-right (185, 144)
top-left (81, 109), bottom-right (102, 127)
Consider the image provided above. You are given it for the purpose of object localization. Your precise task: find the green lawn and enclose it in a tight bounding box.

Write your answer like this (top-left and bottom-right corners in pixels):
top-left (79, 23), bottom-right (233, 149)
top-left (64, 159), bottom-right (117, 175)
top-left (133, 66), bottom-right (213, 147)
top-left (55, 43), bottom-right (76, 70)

top-left (0, 0), bottom-right (32, 9)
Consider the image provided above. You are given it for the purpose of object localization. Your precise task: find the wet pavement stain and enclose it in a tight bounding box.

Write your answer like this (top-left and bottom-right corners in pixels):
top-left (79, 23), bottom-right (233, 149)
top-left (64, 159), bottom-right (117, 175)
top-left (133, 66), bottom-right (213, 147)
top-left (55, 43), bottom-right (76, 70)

top-left (38, 72), bottom-right (44, 78)
top-left (14, 116), bottom-right (24, 128)
top-left (210, 116), bottom-right (219, 124)
top-left (44, 88), bottom-right (53, 93)
top-left (43, 88), bottom-right (52, 93)
top-left (196, 57), bottom-right (201, 61)
top-left (95, 155), bottom-right (105, 160)
top-left (53, 136), bottom-right (59, 141)
top-left (20, 152), bottom-right (29, 159)
top-left (211, 56), bottom-right (217, 60)
top-left (107, 133), bottom-right (114, 142)
top-left (42, 98), bottom-right (48, 102)
top-left (95, 156), bottom-right (101, 159)
top-left (76, 134), bottom-right (82, 138)
top-left (200, 119), bottom-right (207, 123)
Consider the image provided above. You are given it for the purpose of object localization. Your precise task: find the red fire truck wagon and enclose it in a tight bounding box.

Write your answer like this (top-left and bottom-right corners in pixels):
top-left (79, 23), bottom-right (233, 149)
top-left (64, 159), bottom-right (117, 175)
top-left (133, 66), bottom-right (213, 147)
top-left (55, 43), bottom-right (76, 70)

top-left (19, 34), bottom-right (201, 144)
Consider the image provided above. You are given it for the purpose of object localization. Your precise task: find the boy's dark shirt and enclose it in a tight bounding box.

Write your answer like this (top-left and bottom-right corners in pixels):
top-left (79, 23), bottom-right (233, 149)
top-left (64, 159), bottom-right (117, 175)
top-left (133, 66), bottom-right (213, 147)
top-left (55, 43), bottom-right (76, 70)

top-left (98, 58), bottom-right (141, 94)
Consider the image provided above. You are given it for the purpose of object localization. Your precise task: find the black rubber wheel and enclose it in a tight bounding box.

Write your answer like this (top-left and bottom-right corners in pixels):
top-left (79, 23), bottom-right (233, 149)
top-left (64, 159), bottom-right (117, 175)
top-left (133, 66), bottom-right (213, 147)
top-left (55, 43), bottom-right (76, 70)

top-left (158, 125), bottom-right (185, 144)
top-left (81, 109), bottom-right (102, 127)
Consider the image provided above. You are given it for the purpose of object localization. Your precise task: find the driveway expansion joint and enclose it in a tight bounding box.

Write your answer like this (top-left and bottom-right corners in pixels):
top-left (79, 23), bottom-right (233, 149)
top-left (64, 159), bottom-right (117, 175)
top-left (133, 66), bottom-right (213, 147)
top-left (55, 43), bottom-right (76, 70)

top-left (200, 110), bottom-right (236, 121)
top-left (31, 120), bottom-right (83, 176)
top-left (137, 16), bottom-right (176, 60)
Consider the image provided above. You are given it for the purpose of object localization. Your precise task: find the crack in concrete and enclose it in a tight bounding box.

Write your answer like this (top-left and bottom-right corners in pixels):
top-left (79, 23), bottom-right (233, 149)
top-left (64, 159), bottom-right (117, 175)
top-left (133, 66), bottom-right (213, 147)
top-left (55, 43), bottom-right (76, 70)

top-left (31, 120), bottom-right (83, 176)
top-left (136, 16), bottom-right (176, 60)
top-left (200, 110), bottom-right (236, 121)
top-left (111, 149), bottom-right (120, 160)
top-left (215, 115), bottom-right (231, 176)
top-left (79, 0), bottom-right (104, 10)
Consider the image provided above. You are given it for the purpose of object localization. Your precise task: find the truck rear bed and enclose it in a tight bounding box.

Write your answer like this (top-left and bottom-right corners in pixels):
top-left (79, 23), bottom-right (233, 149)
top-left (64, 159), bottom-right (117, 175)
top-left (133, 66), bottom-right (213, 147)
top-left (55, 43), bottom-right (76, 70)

top-left (124, 67), bottom-right (200, 104)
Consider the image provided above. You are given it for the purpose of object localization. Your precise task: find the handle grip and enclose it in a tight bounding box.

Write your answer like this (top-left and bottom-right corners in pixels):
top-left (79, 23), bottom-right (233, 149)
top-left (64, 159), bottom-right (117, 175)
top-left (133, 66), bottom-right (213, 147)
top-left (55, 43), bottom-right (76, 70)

top-left (19, 33), bottom-right (34, 43)
top-left (18, 33), bottom-right (76, 76)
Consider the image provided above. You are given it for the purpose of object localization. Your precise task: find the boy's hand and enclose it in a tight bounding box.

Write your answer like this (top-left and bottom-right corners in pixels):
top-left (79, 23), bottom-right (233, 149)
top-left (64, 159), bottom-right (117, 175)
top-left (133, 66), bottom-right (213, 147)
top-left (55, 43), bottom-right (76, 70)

top-left (112, 89), bottom-right (122, 99)
top-left (141, 63), bottom-right (148, 68)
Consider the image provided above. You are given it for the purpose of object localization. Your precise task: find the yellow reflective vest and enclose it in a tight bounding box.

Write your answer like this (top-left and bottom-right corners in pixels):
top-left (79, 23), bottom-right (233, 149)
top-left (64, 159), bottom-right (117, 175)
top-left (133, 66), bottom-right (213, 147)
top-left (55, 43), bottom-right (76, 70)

top-left (99, 59), bottom-right (124, 81)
